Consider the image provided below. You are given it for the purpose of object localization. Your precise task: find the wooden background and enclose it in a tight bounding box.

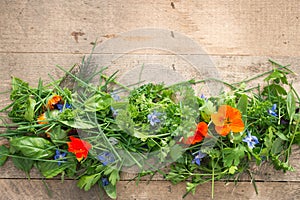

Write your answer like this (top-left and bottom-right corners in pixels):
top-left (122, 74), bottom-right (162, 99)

top-left (0, 0), bottom-right (300, 199)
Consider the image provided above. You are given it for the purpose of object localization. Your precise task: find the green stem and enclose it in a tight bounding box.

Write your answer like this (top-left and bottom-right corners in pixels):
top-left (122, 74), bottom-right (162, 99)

top-left (211, 158), bottom-right (215, 199)
top-left (287, 121), bottom-right (299, 159)
top-left (101, 74), bottom-right (131, 92)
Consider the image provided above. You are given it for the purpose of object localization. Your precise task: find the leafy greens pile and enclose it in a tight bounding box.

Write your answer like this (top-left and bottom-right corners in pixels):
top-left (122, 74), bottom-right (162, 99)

top-left (0, 58), bottom-right (299, 199)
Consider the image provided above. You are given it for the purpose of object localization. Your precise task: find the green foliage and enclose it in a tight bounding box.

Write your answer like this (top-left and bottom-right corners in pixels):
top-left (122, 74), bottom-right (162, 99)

top-left (12, 157), bottom-right (34, 177)
top-left (10, 137), bottom-right (55, 159)
top-left (36, 161), bottom-right (68, 178)
top-left (0, 146), bottom-right (9, 166)
top-left (0, 59), bottom-right (299, 199)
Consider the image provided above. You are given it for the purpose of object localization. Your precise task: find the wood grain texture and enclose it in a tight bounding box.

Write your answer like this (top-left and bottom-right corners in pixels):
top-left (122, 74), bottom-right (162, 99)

top-left (0, 179), bottom-right (299, 200)
top-left (0, 0), bottom-right (300, 199)
top-left (0, 0), bottom-right (299, 56)
top-left (0, 179), bottom-right (108, 200)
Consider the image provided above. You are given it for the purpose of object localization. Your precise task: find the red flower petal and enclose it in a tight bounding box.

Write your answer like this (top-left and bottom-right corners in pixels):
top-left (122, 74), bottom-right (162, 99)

top-left (67, 136), bottom-right (92, 162)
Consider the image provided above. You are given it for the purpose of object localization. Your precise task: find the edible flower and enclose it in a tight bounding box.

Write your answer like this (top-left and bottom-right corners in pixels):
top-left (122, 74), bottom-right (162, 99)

top-left (37, 113), bottom-right (48, 124)
top-left (192, 151), bottom-right (207, 166)
top-left (56, 103), bottom-right (72, 112)
top-left (67, 136), bottom-right (92, 162)
top-left (268, 104), bottom-right (278, 117)
top-left (47, 95), bottom-right (63, 110)
top-left (182, 122), bottom-right (208, 145)
top-left (54, 149), bottom-right (67, 166)
top-left (147, 111), bottom-right (162, 126)
top-left (211, 105), bottom-right (244, 136)
top-left (242, 131), bottom-right (259, 149)
top-left (97, 151), bottom-right (115, 166)
top-left (101, 177), bottom-right (109, 186)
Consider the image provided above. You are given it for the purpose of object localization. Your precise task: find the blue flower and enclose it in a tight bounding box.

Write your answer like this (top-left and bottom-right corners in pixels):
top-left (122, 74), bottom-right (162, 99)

top-left (268, 104), bottom-right (278, 117)
top-left (242, 131), bottom-right (259, 149)
top-left (56, 103), bottom-right (72, 112)
top-left (54, 150), bottom-right (67, 166)
top-left (147, 111), bottom-right (162, 126)
top-left (192, 151), bottom-right (206, 166)
top-left (111, 92), bottom-right (120, 101)
top-left (110, 106), bottom-right (118, 118)
top-left (200, 94), bottom-right (207, 101)
top-left (97, 151), bottom-right (115, 166)
top-left (101, 177), bottom-right (109, 186)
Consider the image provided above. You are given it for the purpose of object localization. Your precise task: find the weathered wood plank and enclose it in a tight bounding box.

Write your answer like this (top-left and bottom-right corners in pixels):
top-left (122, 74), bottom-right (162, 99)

top-left (0, 179), bottom-right (108, 200)
top-left (0, 0), bottom-right (299, 56)
top-left (0, 53), bottom-right (299, 91)
top-left (0, 179), bottom-right (299, 200)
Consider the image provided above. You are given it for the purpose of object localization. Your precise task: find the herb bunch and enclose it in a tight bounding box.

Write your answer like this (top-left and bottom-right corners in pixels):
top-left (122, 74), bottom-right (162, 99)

top-left (0, 58), bottom-right (299, 199)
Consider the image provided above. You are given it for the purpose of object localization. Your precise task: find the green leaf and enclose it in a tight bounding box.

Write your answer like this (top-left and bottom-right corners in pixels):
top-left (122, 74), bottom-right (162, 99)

top-left (12, 157), bottom-right (34, 176)
top-left (228, 166), bottom-right (238, 174)
top-left (102, 183), bottom-right (117, 199)
top-left (286, 90), bottom-right (296, 122)
top-left (264, 70), bottom-right (288, 84)
top-left (237, 94), bottom-right (248, 121)
top-left (222, 145), bottom-right (245, 167)
top-left (10, 136), bottom-right (55, 159)
top-left (108, 169), bottom-right (120, 186)
top-left (24, 97), bottom-right (36, 121)
top-left (10, 77), bottom-right (29, 100)
top-left (274, 130), bottom-right (288, 141)
top-left (262, 84), bottom-right (287, 96)
top-left (48, 125), bottom-right (67, 144)
top-left (0, 146), bottom-right (9, 166)
top-left (84, 93), bottom-right (112, 112)
top-left (271, 138), bottom-right (284, 155)
top-left (169, 144), bottom-right (184, 161)
top-left (186, 182), bottom-right (197, 195)
top-left (77, 173), bottom-right (101, 191)
top-left (36, 161), bottom-right (68, 178)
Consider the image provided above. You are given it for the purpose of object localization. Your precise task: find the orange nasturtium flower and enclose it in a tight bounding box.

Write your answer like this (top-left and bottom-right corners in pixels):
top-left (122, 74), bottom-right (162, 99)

top-left (37, 113), bottom-right (48, 124)
top-left (211, 105), bottom-right (244, 136)
top-left (67, 136), bottom-right (92, 162)
top-left (182, 122), bottom-right (208, 145)
top-left (47, 95), bottom-right (63, 110)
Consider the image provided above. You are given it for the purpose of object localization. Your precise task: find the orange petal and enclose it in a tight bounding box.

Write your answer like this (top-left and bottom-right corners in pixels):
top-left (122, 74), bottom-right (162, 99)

top-left (230, 119), bottom-right (245, 133)
top-left (215, 125), bottom-right (231, 136)
top-left (196, 122), bottom-right (208, 137)
top-left (211, 112), bottom-right (225, 126)
top-left (37, 113), bottom-right (48, 124)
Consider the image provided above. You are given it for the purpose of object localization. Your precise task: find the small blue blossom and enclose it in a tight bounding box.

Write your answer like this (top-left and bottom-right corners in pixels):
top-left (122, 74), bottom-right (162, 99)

top-left (268, 104), bottom-right (278, 117)
top-left (54, 150), bottom-right (67, 166)
top-left (147, 111), bottom-right (162, 126)
top-left (110, 106), bottom-right (118, 118)
top-left (101, 177), bottom-right (109, 186)
top-left (192, 151), bottom-right (206, 166)
top-left (56, 103), bottom-right (72, 112)
top-left (111, 92), bottom-right (121, 101)
top-left (242, 131), bottom-right (259, 149)
top-left (97, 151), bottom-right (115, 166)
top-left (200, 94), bottom-right (207, 101)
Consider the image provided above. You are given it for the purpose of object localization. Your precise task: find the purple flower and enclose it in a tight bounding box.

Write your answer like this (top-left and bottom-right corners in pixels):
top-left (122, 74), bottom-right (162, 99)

top-left (101, 177), bottom-right (109, 186)
top-left (147, 111), bottom-right (162, 126)
top-left (192, 151), bottom-right (206, 166)
top-left (242, 131), bottom-right (259, 149)
top-left (97, 151), bottom-right (115, 166)
top-left (110, 106), bottom-right (118, 118)
top-left (268, 104), bottom-right (278, 117)
top-left (54, 150), bottom-right (67, 166)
